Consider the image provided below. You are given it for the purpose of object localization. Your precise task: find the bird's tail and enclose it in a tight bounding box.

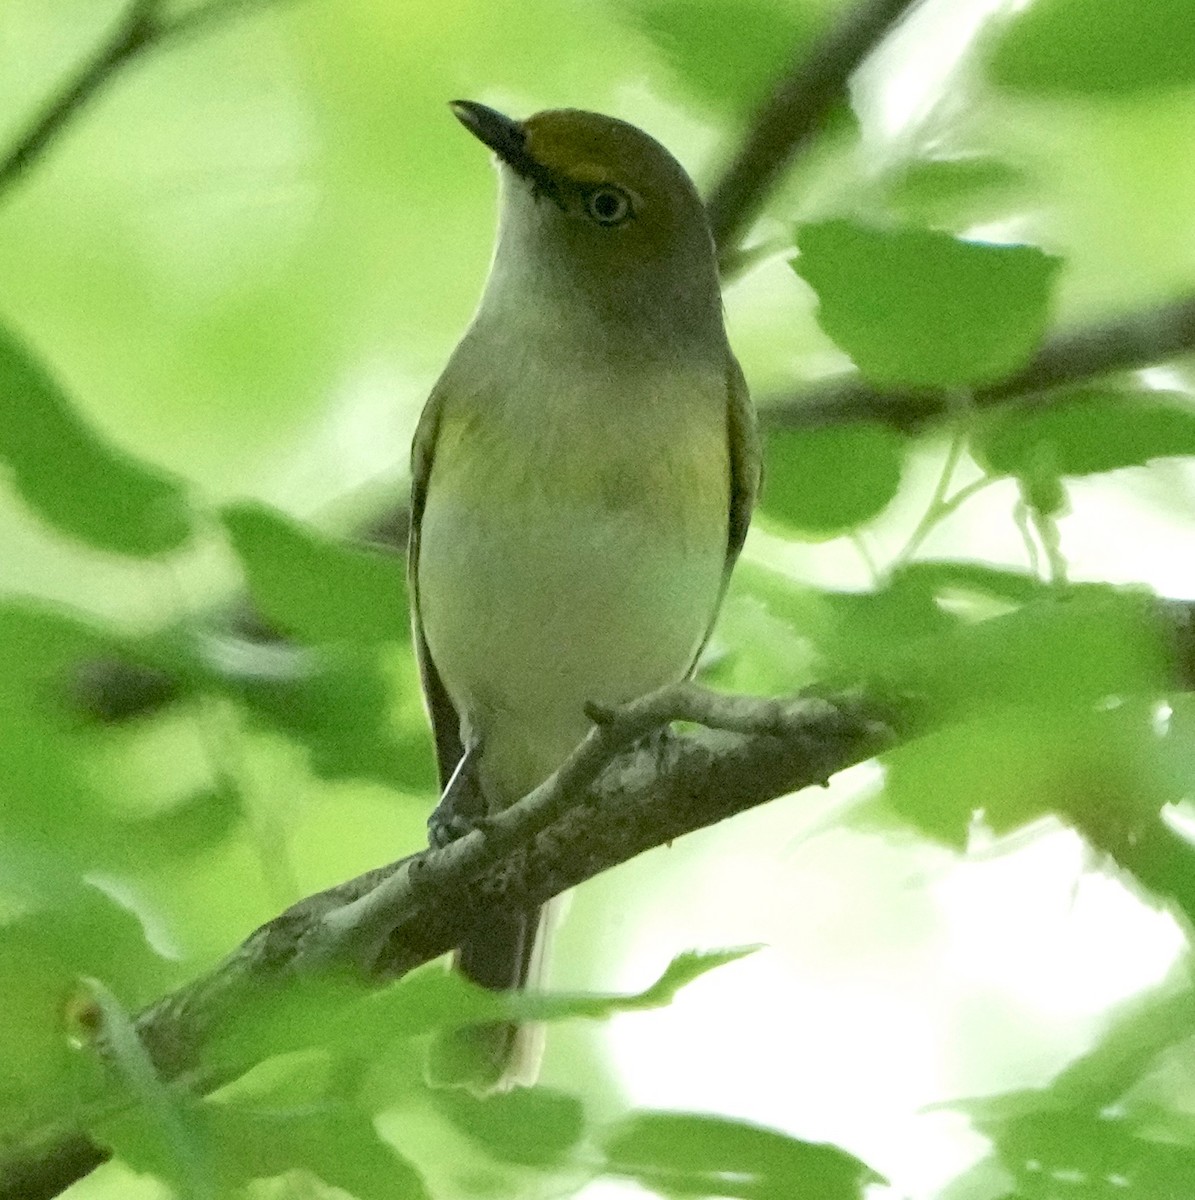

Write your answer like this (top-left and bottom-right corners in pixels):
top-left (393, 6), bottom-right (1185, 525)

top-left (428, 903), bottom-right (549, 1093)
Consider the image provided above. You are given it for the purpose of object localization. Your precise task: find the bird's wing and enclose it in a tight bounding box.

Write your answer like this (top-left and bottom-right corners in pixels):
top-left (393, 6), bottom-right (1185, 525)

top-left (725, 355), bottom-right (761, 570)
top-left (688, 356), bottom-right (761, 676)
top-left (408, 378), bottom-right (465, 790)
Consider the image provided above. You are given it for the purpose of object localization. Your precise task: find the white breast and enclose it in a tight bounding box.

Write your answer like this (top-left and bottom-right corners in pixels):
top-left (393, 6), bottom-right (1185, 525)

top-left (417, 364), bottom-right (730, 807)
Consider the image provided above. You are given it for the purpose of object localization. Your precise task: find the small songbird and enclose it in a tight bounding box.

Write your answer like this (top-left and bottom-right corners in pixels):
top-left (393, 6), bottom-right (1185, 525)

top-left (409, 101), bottom-right (760, 1089)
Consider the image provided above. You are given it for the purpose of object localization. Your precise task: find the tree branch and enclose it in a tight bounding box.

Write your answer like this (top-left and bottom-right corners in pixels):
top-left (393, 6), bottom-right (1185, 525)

top-left (760, 293), bottom-right (1195, 432)
top-left (14, 586), bottom-right (1195, 1198)
top-left (0, 684), bottom-right (893, 1200)
top-left (0, 1135), bottom-right (108, 1200)
top-left (705, 0), bottom-right (922, 269)
top-left (0, 0), bottom-right (296, 199)
top-left (139, 685), bottom-right (893, 1074)
top-left (0, 0), bottom-right (158, 197)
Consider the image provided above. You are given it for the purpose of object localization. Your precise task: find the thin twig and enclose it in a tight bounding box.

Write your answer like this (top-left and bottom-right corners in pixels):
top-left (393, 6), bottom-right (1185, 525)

top-left (240, 684), bottom-right (867, 974)
top-left (0, 685), bottom-right (890, 1200)
top-left (147, 685), bottom-right (891, 1046)
top-left (0, 0), bottom-right (159, 197)
top-left (850, 531), bottom-right (881, 585)
top-left (705, 0), bottom-right (923, 269)
top-left (895, 472), bottom-right (999, 568)
top-left (0, 0), bottom-right (293, 199)
top-left (893, 421), bottom-right (967, 569)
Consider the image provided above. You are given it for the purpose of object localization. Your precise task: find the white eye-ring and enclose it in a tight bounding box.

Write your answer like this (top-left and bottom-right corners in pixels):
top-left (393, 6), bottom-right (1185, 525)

top-left (585, 186), bottom-right (633, 226)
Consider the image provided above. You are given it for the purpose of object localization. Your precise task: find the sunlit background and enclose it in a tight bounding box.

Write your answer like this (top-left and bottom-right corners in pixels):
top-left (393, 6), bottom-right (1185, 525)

top-left (2, 0), bottom-right (1194, 1197)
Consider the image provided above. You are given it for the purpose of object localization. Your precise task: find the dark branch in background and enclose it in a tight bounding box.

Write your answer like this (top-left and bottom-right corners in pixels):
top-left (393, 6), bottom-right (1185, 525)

top-left (0, 686), bottom-right (894, 1200)
top-left (761, 293), bottom-right (1195, 431)
top-left (0, 0), bottom-right (295, 199)
top-left (705, 0), bottom-right (922, 269)
top-left (0, 1136), bottom-right (107, 1200)
top-left (0, 0), bottom-right (157, 197)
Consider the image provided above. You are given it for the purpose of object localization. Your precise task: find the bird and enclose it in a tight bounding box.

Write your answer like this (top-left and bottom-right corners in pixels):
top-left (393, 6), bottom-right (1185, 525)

top-left (408, 100), bottom-right (760, 1090)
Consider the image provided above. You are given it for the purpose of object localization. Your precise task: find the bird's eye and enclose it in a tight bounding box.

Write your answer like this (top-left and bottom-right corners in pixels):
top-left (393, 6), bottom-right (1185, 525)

top-left (585, 186), bottom-right (632, 226)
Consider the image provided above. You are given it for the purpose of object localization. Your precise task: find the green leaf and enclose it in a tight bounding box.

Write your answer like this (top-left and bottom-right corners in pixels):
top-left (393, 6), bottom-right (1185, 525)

top-left (988, 0), bottom-right (1195, 96)
top-left (762, 423), bottom-right (906, 536)
top-left (227, 640), bottom-right (435, 791)
top-left (222, 501), bottom-right (409, 646)
top-left (832, 586), bottom-right (1172, 846)
top-left (877, 586), bottom-right (1171, 724)
top-left (720, 564), bottom-right (1053, 691)
top-left (0, 325), bottom-right (191, 556)
top-left (0, 604), bottom-right (195, 876)
top-left (84, 979), bottom-right (217, 1200)
top-left (200, 973), bottom-right (380, 1083)
top-left (625, 0), bottom-right (822, 116)
top-left (819, 571), bottom-right (960, 675)
top-left (207, 1100), bottom-right (429, 1200)
top-left (701, 592), bottom-right (818, 695)
top-left (108, 624), bottom-right (433, 791)
top-left (121, 786), bottom-right (244, 862)
top-left (0, 606), bottom-right (106, 851)
top-left (945, 983), bottom-right (1195, 1191)
top-left (602, 1111), bottom-right (882, 1199)
top-left (368, 948), bottom-right (757, 1041)
top-left (418, 950), bottom-right (755, 1089)
top-left (882, 631), bottom-right (1176, 847)
top-left (99, 1095), bottom-right (429, 1200)
top-left (991, 1108), bottom-right (1195, 1194)
top-left (882, 706), bottom-right (1074, 846)
top-left (882, 155), bottom-right (1027, 225)
top-left (975, 388), bottom-right (1195, 478)
top-left (793, 220), bottom-right (1061, 388)
top-left (0, 891), bottom-right (168, 1135)
top-left (506, 947), bottom-right (759, 1024)
top-left (607, 947), bottom-right (759, 1009)
top-left (704, 564), bottom-right (829, 694)
top-left (66, 622), bottom-right (434, 791)
top-left (434, 1087), bottom-right (586, 1167)
top-left (202, 950), bottom-right (755, 1086)
top-left (892, 560), bottom-right (1047, 608)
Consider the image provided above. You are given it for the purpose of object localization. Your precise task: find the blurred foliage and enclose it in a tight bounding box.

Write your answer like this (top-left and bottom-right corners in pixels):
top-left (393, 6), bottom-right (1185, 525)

top-left (221, 501), bottom-right (409, 646)
top-left (987, 0), bottom-right (1195, 97)
top-left (0, 324), bottom-right (192, 556)
top-left (792, 220), bottom-right (1061, 388)
top-left (976, 388), bottom-right (1195, 479)
top-left (625, 0), bottom-right (829, 117)
top-left (0, 0), bottom-right (1194, 1199)
top-left (762, 421), bottom-right (908, 535)
top-left (601, 1110), bottom-right (882, 1198)
top-left (941, 976), bottom-right (1195, 1198)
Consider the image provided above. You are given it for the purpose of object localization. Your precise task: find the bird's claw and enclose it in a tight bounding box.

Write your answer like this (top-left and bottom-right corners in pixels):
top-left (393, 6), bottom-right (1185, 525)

top-left (427, 741), bottom-right (486, 849)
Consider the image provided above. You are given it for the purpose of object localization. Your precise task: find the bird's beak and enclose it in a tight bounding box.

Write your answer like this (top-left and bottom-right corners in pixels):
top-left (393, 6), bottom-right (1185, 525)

top-left (450, 101), bottom-right (526, 167)
top-left (450, 100), bottom-right (561, 204)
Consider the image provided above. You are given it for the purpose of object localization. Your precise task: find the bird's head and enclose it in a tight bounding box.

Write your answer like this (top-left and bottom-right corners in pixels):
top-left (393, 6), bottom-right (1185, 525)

top-left (451, 102), bottom-right (723, 351)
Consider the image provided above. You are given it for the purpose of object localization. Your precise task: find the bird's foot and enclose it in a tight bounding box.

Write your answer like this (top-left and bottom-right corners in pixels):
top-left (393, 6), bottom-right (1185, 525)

top-left (428, 741), bottom-right (486, 849)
